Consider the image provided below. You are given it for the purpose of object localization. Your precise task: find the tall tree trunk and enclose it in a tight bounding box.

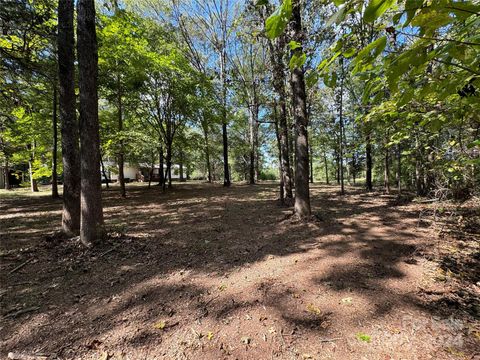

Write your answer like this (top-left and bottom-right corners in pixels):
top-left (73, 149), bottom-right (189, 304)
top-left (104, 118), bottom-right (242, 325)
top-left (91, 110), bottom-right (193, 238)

top-left (309, 141), bottom-right (313, 183)
top-left (179, 150), bottom-right (185, 182)
top-left (117, 74), bottom-right (126, 197)
top-left (100, 152), bottom-right (109, 188)
top-left (159, 143), bottom-right (164, 189)
top-left (202, 119), bottom-right (212, 183)
top-left (323, 150), bottom-right (329, 185)
top-left (366, 133), bottom-right (373, 191)
top-left (384, 145), bottom-right (391, 194)
top-left (3, 160), bottom-right (10, 190)
top-left (52, 82), bottom-right (60, 199)
top-left (220, 49), bottom-right (230, 187)
top-left (58, 0), bottom-right (80, 235)
top-left (28, 143), bottom-right (39, 192)
top-left (290, 0), bottom-right (311, 219)
top-left (338, 59), bottom-right (345, 195)
top-left (352, 152), bottom-right (356, 185)
top-left (267, 35), bottom-right (293, 199)
top-left (77, 0), bottom-right (103, 245)
top-left (51, 81), bottom-right (59, 198)
top-left (249, 106), bottom-right (255, 185)
top-left (274, 105), bottom-right (284, 203)
top-left (397, 143), bottom-right (401, 194)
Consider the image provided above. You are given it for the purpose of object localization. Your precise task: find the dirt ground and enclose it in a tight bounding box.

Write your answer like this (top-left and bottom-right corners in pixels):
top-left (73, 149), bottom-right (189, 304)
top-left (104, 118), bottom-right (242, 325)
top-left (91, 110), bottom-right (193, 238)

top-left (1, 182), bottom-right (479, 360)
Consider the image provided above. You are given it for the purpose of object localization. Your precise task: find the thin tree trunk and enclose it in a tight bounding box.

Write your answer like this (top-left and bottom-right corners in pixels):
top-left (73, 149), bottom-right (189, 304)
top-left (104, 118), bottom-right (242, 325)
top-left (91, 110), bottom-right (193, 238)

top-left (52, 83), bottom-right (59, 198)
top-left (58, 0), bottom-right (80, 235)
top-left (117, 74), bottom-right (126, 197)
top-left (28, 143), bottom-right (39, 192)
top-left (100, 152), bottom-right (109, 188)
top-left (366, 133), bottom-right (373, 191)
top-left (384, 145), bottom-right (391, 194)
top-left (309, 142), bottom-right (313, 183)
top-left (202, 119), bottom-right (212, 183)
top-left (4, 160), bottom-right (10, 190)
top-left (249, 107), bottom-right (255, 185)
top-left (397, 143), bottom-right (401, 194)
top-left (179, 150), bottom-right (185, 182)
top-left (159, 143), bottom-right (164, 189)
top-left (77, 0), bottom-right (103, 245)
top-left (338, 59), bottom-right (345, 195)
top-left (323, 150), bottom-right (329, 185)
top-left (290, 0), bottom-right (311, 219)
top-left (274, 107), bottom-right (284, 204)
top-left (220, 48), bottom-right (230, 187)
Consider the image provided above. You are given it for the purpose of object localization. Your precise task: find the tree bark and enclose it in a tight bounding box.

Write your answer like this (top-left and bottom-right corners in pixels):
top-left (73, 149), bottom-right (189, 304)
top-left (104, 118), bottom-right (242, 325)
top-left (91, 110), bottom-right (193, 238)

top-left (249, 107), bottom-right (255, 185)
top-left (290, 0), bottom-right (311, 219)
top-left (267, 35), bottom-right (293, 199)
top-left (77, 0), bottom-right (103, 245)
top-left (220, 48), bottom-right (230, 187)
top-left (58, 0), bottom-right (80, 235)
top-left (274, 104), bottom-right (284, 204)
top-left (51, 81), bottom-right (59, 198)
top-left (179, 150), bottom-right (185, 182)
top-left (309, 141), bottom-right (313, 183)
top-left (338, 59), bottom-right (345, 195)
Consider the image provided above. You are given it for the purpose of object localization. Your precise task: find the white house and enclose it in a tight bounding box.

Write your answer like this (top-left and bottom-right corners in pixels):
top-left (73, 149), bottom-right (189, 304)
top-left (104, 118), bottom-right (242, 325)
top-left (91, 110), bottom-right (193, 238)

top-left (101, 161), bottom-right (181, 182)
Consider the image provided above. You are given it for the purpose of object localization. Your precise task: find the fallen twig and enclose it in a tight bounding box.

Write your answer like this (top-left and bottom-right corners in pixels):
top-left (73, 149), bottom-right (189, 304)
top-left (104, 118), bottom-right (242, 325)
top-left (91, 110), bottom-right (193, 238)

top-left (99, 244), bottom-right (121, 258)
top-left (319, 337), bottom-right (342, 343)
top-left (5, 306), bottom-right (40, 318)
top-left (9, 258), bottom-right (33, 274)
top-left (8, 352), bottom-right (48, 360)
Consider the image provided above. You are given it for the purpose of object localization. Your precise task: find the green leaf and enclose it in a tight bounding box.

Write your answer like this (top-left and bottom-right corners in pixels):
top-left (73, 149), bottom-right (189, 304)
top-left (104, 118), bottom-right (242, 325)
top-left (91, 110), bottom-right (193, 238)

top-left (289, 52), bottom-right (307, 70)
top-left (265, 0), bottom-right (292, 39)
top-left (288, 40), bottom-right (301, 51)
top-left (256, 0), bottom-right (269, 5)
top-left (364, 0), bottom-right (395, 23)
top-left (343, 48), bottom-right (356, 58)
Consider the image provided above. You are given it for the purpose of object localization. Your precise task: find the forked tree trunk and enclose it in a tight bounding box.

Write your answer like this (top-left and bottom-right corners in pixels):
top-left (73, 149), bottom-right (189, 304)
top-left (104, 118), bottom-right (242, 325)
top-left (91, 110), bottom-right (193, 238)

top-left (77, 0), bottom-right (103, 245)
top-left (290, 0), bottom-right (311, 219)
top-left (58, 0), bottom-right (80, 235)
top-left (52, 83), bottom-right (59, 198)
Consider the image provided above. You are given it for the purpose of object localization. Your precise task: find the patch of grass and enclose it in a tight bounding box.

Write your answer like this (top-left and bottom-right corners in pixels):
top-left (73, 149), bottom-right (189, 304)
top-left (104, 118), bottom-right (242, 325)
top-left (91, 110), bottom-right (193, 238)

top-left (355, 332), bottom-right (371, 343)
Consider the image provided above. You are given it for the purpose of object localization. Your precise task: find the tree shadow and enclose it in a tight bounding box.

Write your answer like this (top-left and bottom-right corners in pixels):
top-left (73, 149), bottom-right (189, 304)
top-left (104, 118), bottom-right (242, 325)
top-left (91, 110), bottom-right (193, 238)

top-left (0, 183), bottom-right (475, 358)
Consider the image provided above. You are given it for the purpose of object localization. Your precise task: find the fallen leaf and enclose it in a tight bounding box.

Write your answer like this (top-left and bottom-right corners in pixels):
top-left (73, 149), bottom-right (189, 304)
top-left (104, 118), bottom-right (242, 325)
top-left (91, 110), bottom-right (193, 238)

top-left (341, 297), bottom-right (353, 305)
top-left (306, 303), bottom-right (322, 315)
top-left (241, 336), bottom-right (251, 344)
top-left (207, 331), bottom-right (214, 340)
top-left (154, 320), bottom-right (166, 330)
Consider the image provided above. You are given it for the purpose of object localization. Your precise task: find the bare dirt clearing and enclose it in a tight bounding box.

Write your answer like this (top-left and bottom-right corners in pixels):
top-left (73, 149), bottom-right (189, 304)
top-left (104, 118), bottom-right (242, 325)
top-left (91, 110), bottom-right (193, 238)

top-left (1, 183), bottom-right (479, 359)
